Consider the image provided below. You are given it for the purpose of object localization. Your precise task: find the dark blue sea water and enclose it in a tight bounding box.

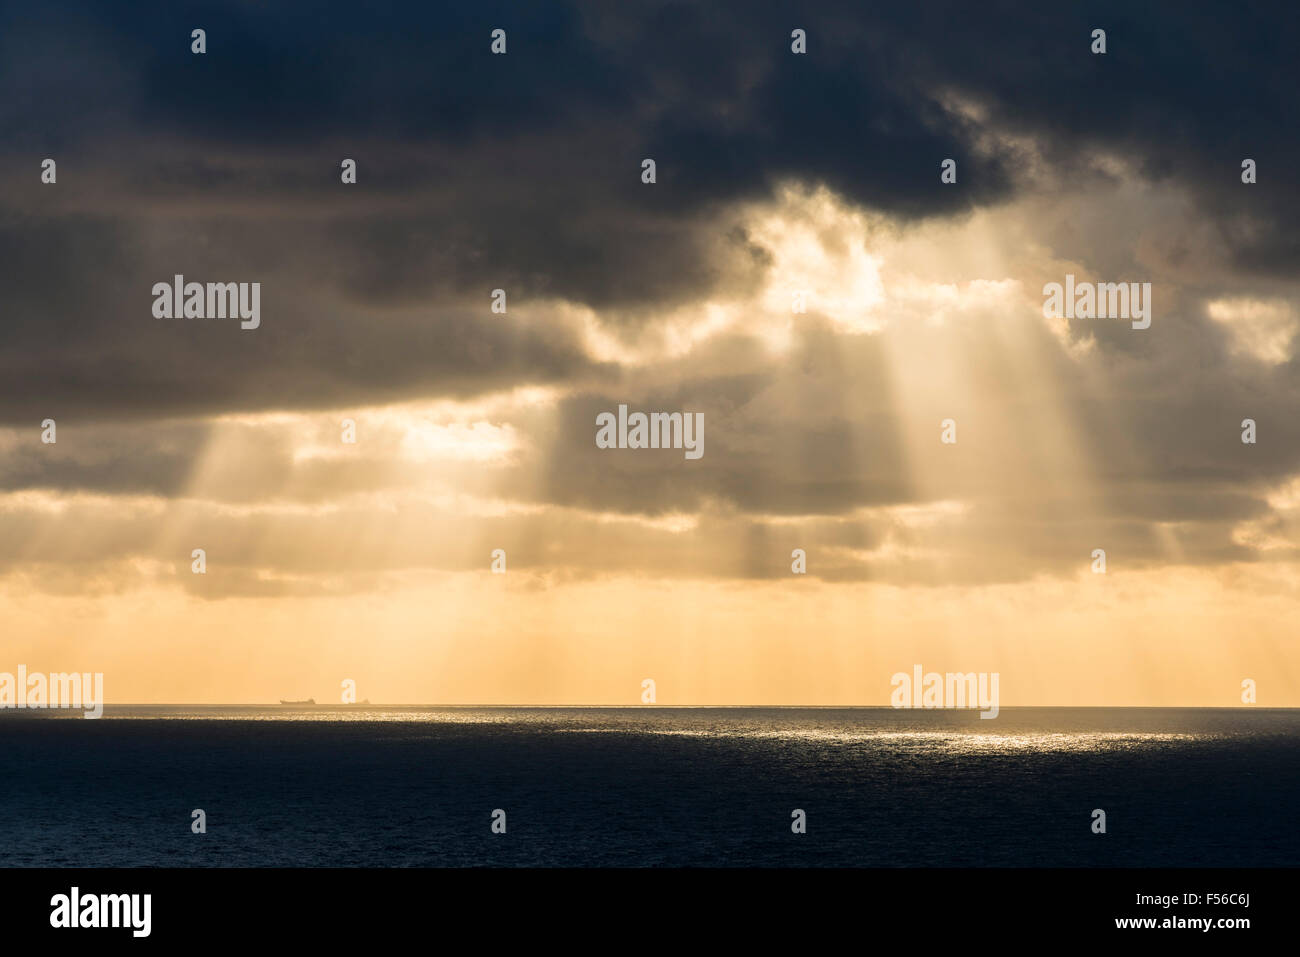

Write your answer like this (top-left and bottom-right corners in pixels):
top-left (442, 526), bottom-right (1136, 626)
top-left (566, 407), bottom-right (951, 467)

top-left (0, 707), bottom-right (1295, 867)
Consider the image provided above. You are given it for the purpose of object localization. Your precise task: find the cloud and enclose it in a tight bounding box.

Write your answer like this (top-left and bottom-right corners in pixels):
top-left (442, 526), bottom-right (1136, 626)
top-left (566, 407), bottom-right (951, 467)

top-left (2, 1), bottom-right (1300, 597)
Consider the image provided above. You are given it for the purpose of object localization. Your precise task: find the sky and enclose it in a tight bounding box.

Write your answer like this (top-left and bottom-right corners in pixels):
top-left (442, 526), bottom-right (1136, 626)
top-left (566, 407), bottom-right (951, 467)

top-left (2, 1), bottom-right (1299, 705)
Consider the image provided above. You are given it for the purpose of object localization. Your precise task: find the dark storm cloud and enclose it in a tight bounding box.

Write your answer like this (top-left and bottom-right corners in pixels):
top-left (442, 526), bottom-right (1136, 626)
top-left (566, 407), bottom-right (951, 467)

top-left (0, 0), bottom-right (1018, 426)
top-left (0, 208), bottom-right (609, 424)
top-left (2, 0), bottom-right (1295, 424)
top-left (883, 3), bottom-right (1300, 279)
top-left (0, 419), bottom-right (208, 496)
top-left (1, 0), bottom-right (1299, 589)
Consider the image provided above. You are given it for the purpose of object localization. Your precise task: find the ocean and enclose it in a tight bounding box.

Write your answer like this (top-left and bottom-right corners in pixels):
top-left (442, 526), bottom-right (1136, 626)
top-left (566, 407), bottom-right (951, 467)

top-left (1, 706), bottom-right (1295, 867)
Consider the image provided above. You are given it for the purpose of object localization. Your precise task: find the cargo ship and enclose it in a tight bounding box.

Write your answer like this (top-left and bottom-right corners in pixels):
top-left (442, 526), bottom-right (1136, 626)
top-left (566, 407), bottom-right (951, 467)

top-left (279, 698), bottom-right (316, 705)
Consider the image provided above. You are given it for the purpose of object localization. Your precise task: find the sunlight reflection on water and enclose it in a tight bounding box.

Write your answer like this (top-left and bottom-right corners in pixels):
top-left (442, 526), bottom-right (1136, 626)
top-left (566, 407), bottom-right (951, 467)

top-left (18, 705), bottom-right (1263, 753)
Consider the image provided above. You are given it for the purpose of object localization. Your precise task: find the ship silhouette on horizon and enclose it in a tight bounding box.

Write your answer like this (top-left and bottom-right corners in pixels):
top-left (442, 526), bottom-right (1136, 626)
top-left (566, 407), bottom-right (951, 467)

top-left (277, 698), bottom-right (374, 706)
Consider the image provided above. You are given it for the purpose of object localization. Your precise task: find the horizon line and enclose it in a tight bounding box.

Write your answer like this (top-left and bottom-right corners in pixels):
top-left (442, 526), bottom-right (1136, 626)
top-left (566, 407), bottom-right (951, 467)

top-left (44, 703), bottom-right (1298, 710)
